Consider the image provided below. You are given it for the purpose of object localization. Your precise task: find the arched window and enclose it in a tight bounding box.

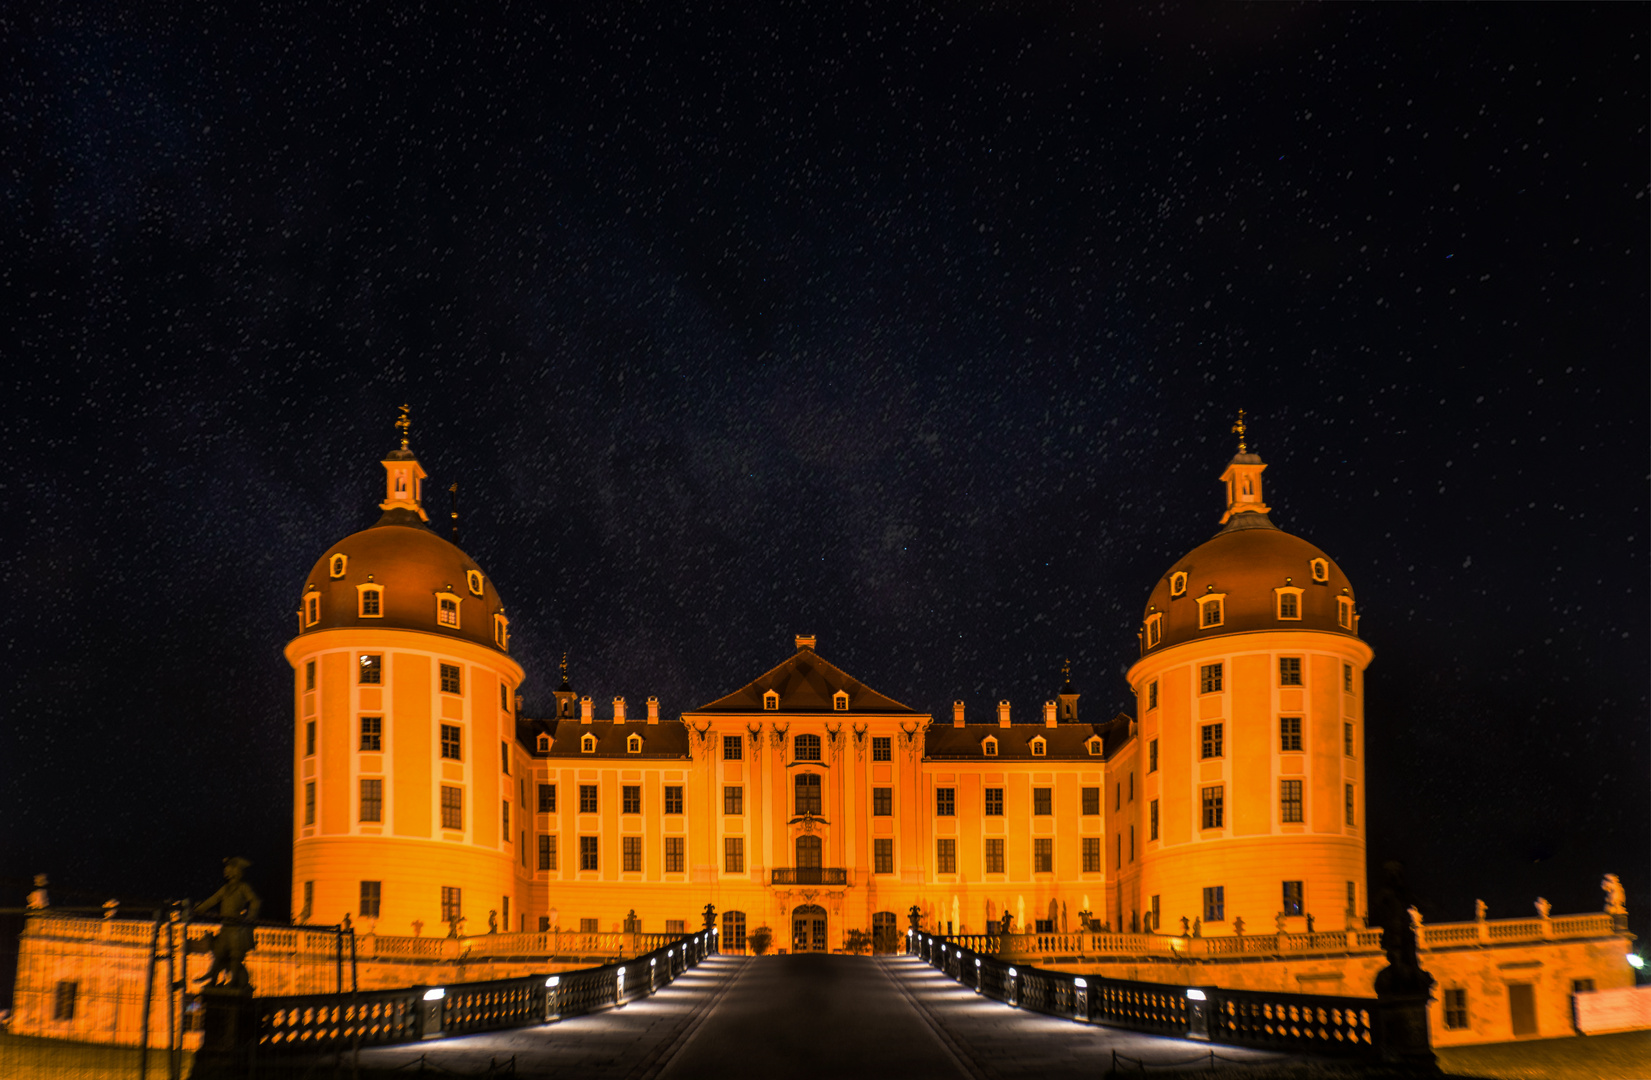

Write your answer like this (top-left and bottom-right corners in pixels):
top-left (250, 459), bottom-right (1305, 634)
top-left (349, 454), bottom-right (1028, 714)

top-left (795, 773), bottom-right (821, 816)
top-left (536, 733), bottom-right (551, 753)
top-left (580, 733), bottom-right (596, 754)
top-left (872, 911), bottom-right (899, 954)
top-left (721, 910), bottom-right (746, 951)
top-left (763, 689), bottom-right (779, 710)
top-left (796, 834), bottom-right (822, 868)
top-left (437, 595), bottom-right (460, 628)
top-left (794, 734), bottom-right (821, 761)
top-left (304, 593), bottom-right (320, 627)
top-left (627, 733), bottom-right (642, 754)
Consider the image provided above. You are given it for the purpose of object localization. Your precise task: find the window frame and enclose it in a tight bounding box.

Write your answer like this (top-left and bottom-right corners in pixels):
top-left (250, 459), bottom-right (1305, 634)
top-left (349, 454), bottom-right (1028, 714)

top-left (359, 715), bottom-right (381, 752)
top-left (580, 732), bottom-right (596, 754)
top-left (440, 724), bottom-right (463, 761)
top-left (626, 732), bottom-right (642, 754)
top-left (1148, 738), bottom-right (1158, 772)
top-left (983, 787), bottom-right (1004, 816)
top-left (304, 593), bottom-right (320, 627)
top-left (984, 837), bottom-right (1005, 875)
top-left (466, 569), bottom-right (484, 597)
top-left (1033, 837), bottom-right (1053, 874)
top-left (1082, 836), bottom-right (1101, 873)
top-left (664, 836), bottom-right (685, 874)
top-left (1280, 716), bottom-right (1303, 752)
top-left (330, 553), bottom-right (348, 578)
top-left (1145, 612), bottom-right (1163, 648)
top-left (794, 733), bottom-right (822, 762)
top-left (871, 736), bottom-right (892, 761)
top-left (578, 784), bottom-right (598, 814)
top-left (935, 787), bottom-right (955, 816)
top-left (538, 834), bottom-right (557, 871)
top-left (360, 880), bottom-right (381, 918)
top-left (937, 837), bottom-right (957, 874)
top-left (1196, 593), bottom-right (1226, 629)
top-left (622, 835), bottom-right (642, 873)
top-left (1275, 586), bottom-right (1304, 621)
top-left (1169, 570), bottom-right (1188, 597)
top-left (1279, 656), bottom-right (1304, 686)
top-left (1203, 885), bottom-right (1225, 923)
top-left (621, 785), bottom-right (641, 815)
top-left (1281, 779), bottom-right (1304, 823)
top-left (357, 584), bottom-right (383, 618)
top-left (1149, 798), bottom-right (1159, 841)
top-left (538, 783), bottom-right (556, 813)
top-left (723, 785), bottom-right (743, 815)
top-left (579, 835), bottom-right (598, 872)
top-left (794, 772), bottom-right (822, 816)
top-left (1337, 596), bottom-right (1355, 629)
top-left (1200, 722), bottom-right (1224, 760)
top-left (763, 689), bottom-right (779, 711)
top-left (873, 838), bottom-right (894, 875)
top-left (1032, 787), bottom-right (1052, 816)
top-left (664, 785), bottom-right (684, 815)
top-left (440, 785), bottom-right (463, 831)
top-left (1148, 680), bottom-right (1159, 711)
top-left (833, 690), bottom-right (849, 711)
top-left (872, 786), bottom-right (892, 816)
top-left (359, 777), bottom-right (383, 823)
top-left (1282, 880), bottom-right (1305, 917)
top-left (981, 735), bottom-right (998, 757)
top-left (1081, 787), bottom-right (1100, 816)
top-left (436, 590), bottom-right (463, 630)
top-left (723, 734), bottom-right (743, 760)
top-left (1029, 735), bottom-right (1047, 757)
top-left (724, 836), bottom-right (745, 873)
top-left (1200, 785), bottom-right (1225, 830)
top-left (439, 663), bottom-right (462, 695)
top-left (1199, 662), bottom-right (1224, 694)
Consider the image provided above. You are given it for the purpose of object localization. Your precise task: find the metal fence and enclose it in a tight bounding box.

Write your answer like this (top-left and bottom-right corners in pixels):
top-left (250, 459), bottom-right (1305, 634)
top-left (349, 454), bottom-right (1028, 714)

top-left (908, 930), bottom-right (1377, 1059)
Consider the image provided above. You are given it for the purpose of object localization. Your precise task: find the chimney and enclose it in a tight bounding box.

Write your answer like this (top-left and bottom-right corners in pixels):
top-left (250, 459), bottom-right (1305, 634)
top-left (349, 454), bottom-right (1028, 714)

top-left (580, 695), bottom-right (593, 724)
top-left (612, 697), bottom-right (627, 725)
top-left (997, 700), bottom-right (1012, 728)
top-left (952, 700), bottom-right (965, 728)
top-left (646, 696), bottom-right (660, 724)
top-left (795, 634), bottom-right (817, 651)
top-left (1044, 700), bottom-right (1057, 728)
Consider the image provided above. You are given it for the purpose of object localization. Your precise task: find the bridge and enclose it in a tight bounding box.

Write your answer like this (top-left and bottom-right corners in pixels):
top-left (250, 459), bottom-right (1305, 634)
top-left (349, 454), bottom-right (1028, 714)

top-left (195, 929), bottom-right (1419, 1079)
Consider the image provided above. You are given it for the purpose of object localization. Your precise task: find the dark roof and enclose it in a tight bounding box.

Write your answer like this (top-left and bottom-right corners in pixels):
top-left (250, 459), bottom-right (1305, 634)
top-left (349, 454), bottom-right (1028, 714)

top-left (690, 646), bottom-right (919, 715)
top-left (924, 713), bottom-right (1134, 762)
top-left (521, 718), bottom-right (692, 760)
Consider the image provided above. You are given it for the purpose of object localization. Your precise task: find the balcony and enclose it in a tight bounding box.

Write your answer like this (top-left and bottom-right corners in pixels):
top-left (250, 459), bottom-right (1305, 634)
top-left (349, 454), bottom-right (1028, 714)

top-left (771, 867), bottom-right (849, 886)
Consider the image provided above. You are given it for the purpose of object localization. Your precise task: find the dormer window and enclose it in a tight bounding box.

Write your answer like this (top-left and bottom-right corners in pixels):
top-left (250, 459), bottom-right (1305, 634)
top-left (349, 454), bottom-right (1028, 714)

top-left (1030, 736), bottom-right (1047, 757)
top-left (763, 689), bottom-right (779, 711)
top-left (1145, 613), bottom-right (1163, 649)
top-left (1337, 596), bottom-right (1354, 630)
top-left (436, 591), bottom-right (461, 629)
top-left (1310, 558), bottom-right (1330, 584)
top-left (466, 570), bottom-right (484, 597)
top-left (627, 733), bottom-right (642, 754)
top-left (1276, 586), bottom-right (1304, 621)
top-left (493, 614), bottom-right (509, 650)
top-left (329, 554), bottom-right (348, 579)
top-left (833, 690), bottom-right (849, 712)
top-left (536, 733), bottom-right (551, 753)
top-left (304, 592), bottom-right (320, 627)
top-left (580, 733), bottom-right (597, 754)
top-left (358, 584), bottom-right (383, 618)
top-left (1086, 736), bottom-right (1103, 756)
top-left (1169, 571), bottom-right (1188, 598)
top-left (1197, 594), bottom-right (1225, 629)
top-left (982, 736), bottom-right (998, 757)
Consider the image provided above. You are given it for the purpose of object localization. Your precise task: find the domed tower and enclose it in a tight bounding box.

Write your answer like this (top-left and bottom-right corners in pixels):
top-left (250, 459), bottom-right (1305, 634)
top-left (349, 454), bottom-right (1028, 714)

top-left (286, 414), bottom-right (527, 935)
top-left (1125, 424), bottom-right (1370, 936)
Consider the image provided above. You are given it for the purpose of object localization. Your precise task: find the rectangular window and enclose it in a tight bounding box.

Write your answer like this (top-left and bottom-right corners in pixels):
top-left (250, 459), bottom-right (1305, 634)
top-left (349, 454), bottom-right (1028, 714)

top-left (1149, 894), bottom-right (1160, 932)
top-left (1082, 836), bottom-right (1101, 872)
top-left (1283, 880), bottom-right (1305, 917)
top-left (665, 836), bottom-right (685, 873)
top-left (1347, 880), bottom-right (1357, 914)
top-left (794, 734), bottom-right (821, 761)
top-left (579, 835), bottom-right (598, 871)
top-left (1148, 680), bottom-right (1158, 710)
top-left (1117, 833), bottom-right (1123, 868)
top-left (304, 781), bottom-right (315, 826)
top-left (665, 786), bottom-right (684, 814)
top-left (874, 838), bottom-right (894, 874)
top-left (723, 734), bottom-right (743, 760)
top-left (1443, 988), bottom-right (1469, 1031)
top-left (360, 778), bottom-right (383, 822)
top-left (795, 773), bottom-right (822, 816)
top-left (1148, 738), bottom-right (1158, 773)
top-left (361, 589), bottom-right (381, 616)
top-left (1280, 716), bottom-right (1303, 752)
top-left (1116, 783), bottom-right (1121, 811)
top-left (439, 663), bottom-right (462, 694)
top-left (872, 736), bottom-right (892, 761)
top-left (580, 918), bottom-right (599, 933)
top-left (1278, 592), bottom-right (1299, 619)
top-left (1200, 663), bottom-right (1223, 694)
top-left (724, 836), bottom-right (745, 873)
top-left (303, 881), bottom-right (313, 919)
top-left (722, 912), bottom-right (746, 949)
top-left (1034, 838), bottom-right (1053, 874)
top-left (359, 654), bottom-right (382, 684)
top-left (501, 683), bottom-right (509, 711)
top-left (1201, 723), bottom-right (1223, 759)
top-left (1082, 787), bottom-right (1100, 815)
top-left (1343, 662), bottom-right (1353, 692)
top-left (305, 660), bottom-right (315, 691)
top-left (1201, 598), bottom-right (1223, 627)
top-left (1345, 783), bottom-right (1356, 827)
top-left (440, 724), bottom-right (462, 760)
top-left (984, 787), bottom-right (1004, 816)
top-left (579, 784), bottom-right (598, 814)
top-left (1149, 799), bottom-right (1159, 840)
top-left (440, 886), bottom-right (461, 924)
top-left (622, 835), bottom-right (642, 872)
top-left (441, 786), bottom-right (463, 830)
top-left (360, 880), bottom-right (381, 917)
top-left (937, 838), bottom-right (957, 874)
top-left (502, 800), bottom-right (510, 834)
top-left (1281, 779), bottom-right (1303, 823)
top-left (985, 838), bottom-right (1005, 874)
top-left (1129, 772), bottom-right (1135, 802)
top-left (1130, 825), bottom-right (1135, 862)
top-left (1344, 722), bottom-right (1355, 756)
top-left (500, 741), bottom-right (511, 775)
top-left (538, 834), bottom-right (557, 871)
top-left (539, 783), bottom-right (556, 813)
top-left (1280, 657), bottom-right (1303, 686)
top-left (1033, 787), bottom-right (1052, 815)
top-left (359, 716), bottom-right (382, 752)
top-left (936, 787), bottom-right (955, 816)
top-left (724, 785), bottom-right (744, 815)
top-left (665, 919), bottom-right (685, 934)
top-left (873, 787), bottom-right (892, 816)
top-left (1203, 885), bottom-right (1225, 923)
top-left (622, 785), bottom-right (641, 814)
top-left (1201, 785), bottom-right (1224, 830)
top-left (305, 720), bottom-right (316, 757)
top-left (53, 981), bottom-right (77, 1021)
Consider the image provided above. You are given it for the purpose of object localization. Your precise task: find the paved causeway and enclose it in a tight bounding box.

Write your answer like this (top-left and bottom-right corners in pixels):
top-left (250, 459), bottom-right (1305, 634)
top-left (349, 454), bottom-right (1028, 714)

top-left (338, 954), bottom-right (1285, 1079)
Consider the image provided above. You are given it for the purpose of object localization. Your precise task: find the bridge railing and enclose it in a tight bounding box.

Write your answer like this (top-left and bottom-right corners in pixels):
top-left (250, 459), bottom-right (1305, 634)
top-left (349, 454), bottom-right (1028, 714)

top-left (907, 930), bottom-right (1381, 1059)
top-left (254, 930), bottom-right (713, 1054)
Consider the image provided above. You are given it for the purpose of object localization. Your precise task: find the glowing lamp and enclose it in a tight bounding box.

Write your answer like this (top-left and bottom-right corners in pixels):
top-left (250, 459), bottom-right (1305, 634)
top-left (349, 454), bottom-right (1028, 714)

top-left (545, 976), bottom-right (560, 988)
top-left (423, 988), bottom-right (446, 1001)
top-left (1629, 954), bottom-right (1645, 970)
top-left (1074, 978), bottom-right (1087, 989)
top-left (1186, 989), bottom-right (1207, 1001)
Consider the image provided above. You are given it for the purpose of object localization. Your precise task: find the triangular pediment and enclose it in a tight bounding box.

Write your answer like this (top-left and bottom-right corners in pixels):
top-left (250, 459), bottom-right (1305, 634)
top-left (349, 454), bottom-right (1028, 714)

top-left (691, 647), bottom-right (918, 715)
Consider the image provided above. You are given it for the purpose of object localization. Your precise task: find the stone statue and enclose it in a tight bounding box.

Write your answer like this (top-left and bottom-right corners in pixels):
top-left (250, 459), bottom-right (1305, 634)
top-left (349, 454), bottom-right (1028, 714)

top-left (194, 857), bottom-right (261, 991)
top-left (1233, 916), bottom-right (1245, 937)
top-left (1275, 911), bottom-right (1288, 935)
top-left (908, 904), bottom-right (924, 932)
top-left (489, 910), bottom-right (499, 934)
top-left (702, 902), bottom-right (717, 931)
top-left (340, 913), bottom-right (352, 933)
top-left (1535, 897), bottom-right (1551, 919)
top-left (1181, 916), bottom-right (1191, 936)
top-left (26, 874), bottom-right (48, 910)
top-left (1077, 908), bottom-right (1093, 932)
top-left (1475, 899), bottom-right (1487, 922)
top-left (999, 911), bottom-right (1013, 934)
top-left (447, 915), bottom-right (466, 938)
top-left (1407, 906), bottom-right (1423, 932)
top-left (411, 919), bottom-right (424, 937)
top-left (1604, 874), bottom-right (1628, 915)
top-left (1306, 914), bottom-right (1315, 934)
top-left (1372, 862), bottom-right (1433, 997)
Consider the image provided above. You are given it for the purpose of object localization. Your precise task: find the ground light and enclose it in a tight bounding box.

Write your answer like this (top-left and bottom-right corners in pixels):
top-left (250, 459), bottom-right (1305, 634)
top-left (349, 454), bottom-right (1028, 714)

top-left (1628, 954), bottom-right (1644, 970)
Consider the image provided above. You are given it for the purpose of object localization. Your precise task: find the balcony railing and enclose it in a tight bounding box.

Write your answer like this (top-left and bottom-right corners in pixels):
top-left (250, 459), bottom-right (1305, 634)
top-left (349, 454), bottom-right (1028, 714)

top-left (771, 867), bottom-right (848, 886)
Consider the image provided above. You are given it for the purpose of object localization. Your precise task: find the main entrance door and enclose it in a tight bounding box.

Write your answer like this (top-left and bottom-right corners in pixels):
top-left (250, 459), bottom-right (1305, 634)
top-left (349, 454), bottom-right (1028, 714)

top-left (792, 904), bottom-right (827, 952)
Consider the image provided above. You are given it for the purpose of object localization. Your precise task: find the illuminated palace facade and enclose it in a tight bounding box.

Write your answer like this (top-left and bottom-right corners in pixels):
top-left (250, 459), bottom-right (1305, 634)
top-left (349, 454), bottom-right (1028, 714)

top-left (289, 433), bottom-right (1373, 953)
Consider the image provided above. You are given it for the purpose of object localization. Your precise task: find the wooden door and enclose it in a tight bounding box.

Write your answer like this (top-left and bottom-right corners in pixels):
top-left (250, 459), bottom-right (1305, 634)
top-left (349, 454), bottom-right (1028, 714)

top-left (1508, 983), bottom-right (1538, 1036)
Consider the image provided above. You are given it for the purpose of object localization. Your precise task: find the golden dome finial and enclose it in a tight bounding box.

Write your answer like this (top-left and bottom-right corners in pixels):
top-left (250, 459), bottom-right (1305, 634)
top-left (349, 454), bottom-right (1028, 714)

top-left (396, 403), bottom-right (411, 450)
top-left (1231, 408), bottom-right (1248, 454)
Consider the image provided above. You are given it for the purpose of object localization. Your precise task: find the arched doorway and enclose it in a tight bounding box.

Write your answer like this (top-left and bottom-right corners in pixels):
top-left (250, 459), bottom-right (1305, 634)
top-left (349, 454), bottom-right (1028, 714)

top-left (792, 904), bottom-right (827, 952)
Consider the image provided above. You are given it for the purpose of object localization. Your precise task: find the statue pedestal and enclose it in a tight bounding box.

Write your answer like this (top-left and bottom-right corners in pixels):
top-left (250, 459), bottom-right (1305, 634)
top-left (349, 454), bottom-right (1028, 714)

top-left (1375, 992), bottom-right (1437, 1070)
top-left (188, 986), bottom-right (254, 1079)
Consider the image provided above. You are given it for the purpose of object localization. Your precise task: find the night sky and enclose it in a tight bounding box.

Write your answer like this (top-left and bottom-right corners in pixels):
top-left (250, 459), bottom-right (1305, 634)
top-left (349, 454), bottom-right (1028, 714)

top-left (2, 6), bottom-right (1645, 943)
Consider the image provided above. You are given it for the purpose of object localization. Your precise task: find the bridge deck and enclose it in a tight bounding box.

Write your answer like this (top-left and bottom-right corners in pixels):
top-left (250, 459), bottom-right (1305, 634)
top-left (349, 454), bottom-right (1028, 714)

top-left (320, 954), bottom-right (1285, 1079)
